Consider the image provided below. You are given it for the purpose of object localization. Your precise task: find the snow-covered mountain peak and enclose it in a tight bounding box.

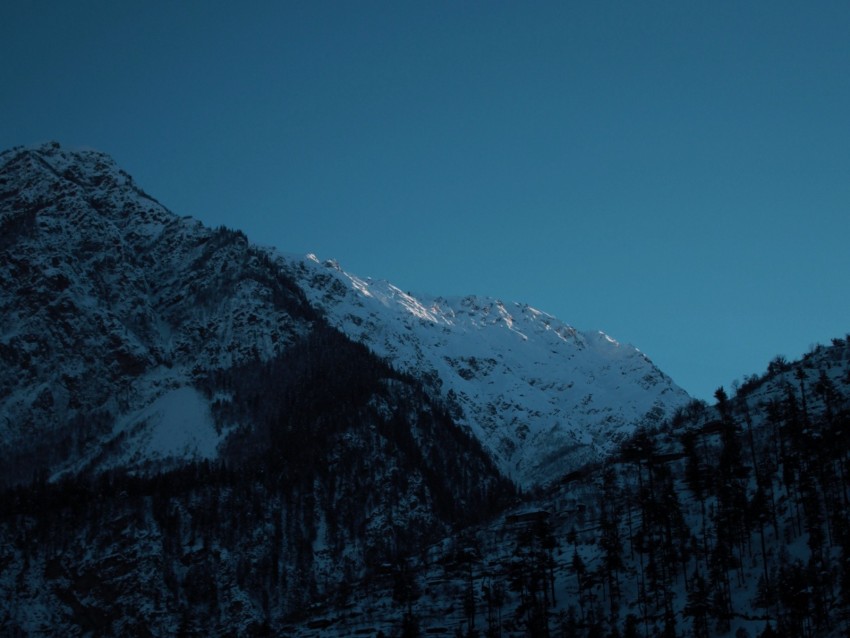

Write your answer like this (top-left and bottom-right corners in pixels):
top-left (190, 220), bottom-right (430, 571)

top-left (0, 142), bottom-right (176, 249)
top-left (2, 143), bottom-right (689, 488)
top-left (278, 253), bottom-right (691, 486)
top-left (4, 142), bottom-right (147, 204)
top-left (0, 144), bottom-right (317, 481)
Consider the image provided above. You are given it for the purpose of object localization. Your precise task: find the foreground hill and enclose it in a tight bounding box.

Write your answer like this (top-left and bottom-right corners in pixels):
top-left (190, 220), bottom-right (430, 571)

top-left (3, 326), bottom-right (849, 635)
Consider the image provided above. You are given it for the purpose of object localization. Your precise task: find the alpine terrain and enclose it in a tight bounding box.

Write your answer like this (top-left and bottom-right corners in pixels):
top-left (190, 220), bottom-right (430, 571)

top-left (2, 142), bottom-right (849, 637)
top-left (0, 142), bottom-right (688, 488)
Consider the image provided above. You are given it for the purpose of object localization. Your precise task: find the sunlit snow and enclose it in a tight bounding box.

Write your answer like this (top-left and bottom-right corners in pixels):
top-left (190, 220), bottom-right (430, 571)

top-left (277, 251), bottom-right (691, 486)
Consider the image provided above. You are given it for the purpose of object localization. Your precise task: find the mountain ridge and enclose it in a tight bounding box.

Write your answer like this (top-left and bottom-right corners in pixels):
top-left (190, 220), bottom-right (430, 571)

top-left (274, 250), bottom-right (690, 485)
top-left (3, 142), bottom-right (850, 637)
top-left (0, 142), bottom-right (318, 483)
top-left (1, 141), bottom-right (690, 487)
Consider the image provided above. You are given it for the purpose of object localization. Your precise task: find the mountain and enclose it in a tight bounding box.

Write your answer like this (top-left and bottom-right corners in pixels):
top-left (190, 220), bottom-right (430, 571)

top-left (5, 321), bottom-right (850, 637)
top-left (0, 142), bottom-right (689, 488)
top-left (0, 142), bottom-right (515, 635)
top-left (0, 142), bottom-right (318, 484)
top-left (3, 143), bottom-right (850, 636)
top-left (280, 255), bottom-right (690, 485)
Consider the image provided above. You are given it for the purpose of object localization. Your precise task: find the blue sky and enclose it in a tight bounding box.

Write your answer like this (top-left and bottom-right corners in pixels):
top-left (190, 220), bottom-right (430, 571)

top-left (2, 2), bottom-right (849, 400)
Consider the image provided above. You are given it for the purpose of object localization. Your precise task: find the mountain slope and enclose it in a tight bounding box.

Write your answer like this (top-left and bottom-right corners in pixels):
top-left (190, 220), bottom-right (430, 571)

top-left (0, 142), bottom-right (689, 487)
top-left (271, 336), bottom-right (850, 637)
top-left (278, 254), bottom-right (691, 485)
top-left (0, 143), bottom-right (515, 635)
top-left (0, 142), bottom-right (318, 484)
top-left (4, 329), bottom-right (849, 636)
top-left (3, 142), bottom-right (849, 637)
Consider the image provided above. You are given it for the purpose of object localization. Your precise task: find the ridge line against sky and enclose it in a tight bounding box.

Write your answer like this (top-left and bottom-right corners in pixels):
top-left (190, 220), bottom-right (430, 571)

top-left (2, 1), bottom-right (849, 400)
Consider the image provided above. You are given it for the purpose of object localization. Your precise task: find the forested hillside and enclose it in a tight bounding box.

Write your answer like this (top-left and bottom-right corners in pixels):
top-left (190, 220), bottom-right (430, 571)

top-left (373, 337), bottom-right (850, 638)
top-left (0, 324), bottom-right (515, 636)
top-left (4, 336), bottom-right (849, 636)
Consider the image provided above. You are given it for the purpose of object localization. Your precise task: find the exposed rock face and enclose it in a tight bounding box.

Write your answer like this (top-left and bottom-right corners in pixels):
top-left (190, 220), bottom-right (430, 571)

top-left (0, 143), bottom-right (316, 481)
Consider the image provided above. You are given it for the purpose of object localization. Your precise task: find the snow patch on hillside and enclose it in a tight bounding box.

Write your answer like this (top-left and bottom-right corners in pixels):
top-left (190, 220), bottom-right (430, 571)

top-left (121, 386), bottom-right (220, 459)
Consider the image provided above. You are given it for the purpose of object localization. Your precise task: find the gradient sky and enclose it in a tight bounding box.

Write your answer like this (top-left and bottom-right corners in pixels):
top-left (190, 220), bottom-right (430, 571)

top-left (2, 2), bottom-right (849, 400)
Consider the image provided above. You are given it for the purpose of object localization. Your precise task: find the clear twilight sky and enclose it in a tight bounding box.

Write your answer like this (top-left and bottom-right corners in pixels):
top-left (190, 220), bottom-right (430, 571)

top-left (2, 2), bottom-right (849, 401)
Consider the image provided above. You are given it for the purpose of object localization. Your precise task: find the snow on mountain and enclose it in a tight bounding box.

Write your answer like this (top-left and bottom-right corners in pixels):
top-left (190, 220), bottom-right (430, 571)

top-left (0, 141), bottom-right (688, 487)
top-left (0, 142), bottom-right (317, 483)
top-left (277, 253), bottom-right (691, 486)
top-left (8, 142), bottom-right (848, 636)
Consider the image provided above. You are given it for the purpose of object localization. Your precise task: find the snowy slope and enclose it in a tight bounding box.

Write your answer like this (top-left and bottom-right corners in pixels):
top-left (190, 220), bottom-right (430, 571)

top-left (1, 141), bottom-right (688, 487)
top-left (11, 142), bottom-right (848, 636)
top-left (278, 254), bottom-right (691, 486)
